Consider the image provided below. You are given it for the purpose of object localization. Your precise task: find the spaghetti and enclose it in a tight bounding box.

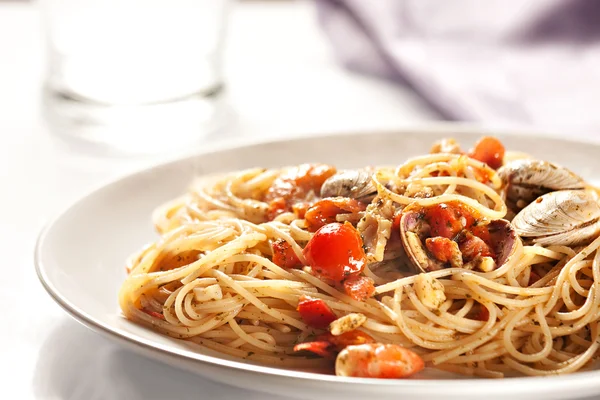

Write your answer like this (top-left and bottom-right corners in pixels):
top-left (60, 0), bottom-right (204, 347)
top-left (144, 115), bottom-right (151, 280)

top-left (119, 136), bottom-right (600, 378)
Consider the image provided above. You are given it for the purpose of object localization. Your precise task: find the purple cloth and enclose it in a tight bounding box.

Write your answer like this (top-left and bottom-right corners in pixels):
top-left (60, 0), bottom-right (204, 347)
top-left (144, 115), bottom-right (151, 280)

top-left (316, 0), bottom-right (600, 130)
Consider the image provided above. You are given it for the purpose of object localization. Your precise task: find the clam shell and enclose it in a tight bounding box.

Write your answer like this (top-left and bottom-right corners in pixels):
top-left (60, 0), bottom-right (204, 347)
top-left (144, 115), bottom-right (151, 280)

top-left (512, 189), bottom-right (600, 246)
top-left (320, 169), bottom-right (376, 201)
top-left (400, 210), bottom-right (518, 273)
top-left (498, 159), bottom-right (585, 205)
top-left (400, 210), bottom-right (444, 272)
top-left (488, 219), bottom-right (517, 267)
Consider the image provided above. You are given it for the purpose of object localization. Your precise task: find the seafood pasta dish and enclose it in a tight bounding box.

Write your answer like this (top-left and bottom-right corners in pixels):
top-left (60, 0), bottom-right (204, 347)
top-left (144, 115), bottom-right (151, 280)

top-left (119, 137), bottom-right (600, 379)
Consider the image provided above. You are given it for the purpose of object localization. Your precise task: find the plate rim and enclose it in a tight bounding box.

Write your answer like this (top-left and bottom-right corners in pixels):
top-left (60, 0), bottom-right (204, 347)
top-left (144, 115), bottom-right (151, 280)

top-left (34, 125), bottom-right (600, 395)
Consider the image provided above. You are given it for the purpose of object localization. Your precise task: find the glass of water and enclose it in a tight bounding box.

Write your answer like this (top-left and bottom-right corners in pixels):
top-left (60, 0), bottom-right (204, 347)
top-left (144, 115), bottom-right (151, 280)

top-left (40, 0), bottom-right (231, 154)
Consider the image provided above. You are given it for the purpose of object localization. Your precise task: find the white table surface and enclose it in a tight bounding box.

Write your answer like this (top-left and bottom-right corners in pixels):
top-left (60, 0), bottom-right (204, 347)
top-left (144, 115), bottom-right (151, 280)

top-left (2, 1), bottom-right (597, 399)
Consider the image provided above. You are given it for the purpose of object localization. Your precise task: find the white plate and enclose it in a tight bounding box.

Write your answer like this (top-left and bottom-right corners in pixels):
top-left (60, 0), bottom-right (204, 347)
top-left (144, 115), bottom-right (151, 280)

top-left (36, 127), bottom-right (600, 400)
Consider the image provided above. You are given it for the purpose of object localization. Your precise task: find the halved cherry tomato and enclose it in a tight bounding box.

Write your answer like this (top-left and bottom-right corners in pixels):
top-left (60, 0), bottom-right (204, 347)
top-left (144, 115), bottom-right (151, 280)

top-left (272, 239), bottom-right (302, 269)
top-left (297, 295), bottom-right (337, 329)
top-left (303, 222), bottom-right (366, 282)
top-left (295, 164), bottom-right (336, 189)
top-left (264, 164), bottom-right (337, 220)
top-left (335, 343), bottom-right (425, 378)
top-left (468, 136), bottom-right (505, 170)
top-left (305, 198), bottom-right (366, 232)
top-left (425, 202), bottom-right (475, 239)
top-left (343, 275), bottom-right (375, 301)
top-left (265, 164), bottom-right (337, 202)
top-left (425, 237), bottom-right (460, 263)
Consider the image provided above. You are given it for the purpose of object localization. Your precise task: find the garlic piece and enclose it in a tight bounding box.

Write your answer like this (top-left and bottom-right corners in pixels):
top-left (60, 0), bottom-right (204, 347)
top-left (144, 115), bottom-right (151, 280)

top-left (329, 313), bottom-right (367, 336)
top-left (477, 256), bottom-right (496, 272)
top-left (414, 273), bottom-right (446, 310)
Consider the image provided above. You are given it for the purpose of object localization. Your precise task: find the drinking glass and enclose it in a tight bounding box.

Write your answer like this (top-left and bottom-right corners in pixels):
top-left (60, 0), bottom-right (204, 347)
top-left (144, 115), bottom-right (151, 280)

top-left (40, 0), bottom-right (231, 154)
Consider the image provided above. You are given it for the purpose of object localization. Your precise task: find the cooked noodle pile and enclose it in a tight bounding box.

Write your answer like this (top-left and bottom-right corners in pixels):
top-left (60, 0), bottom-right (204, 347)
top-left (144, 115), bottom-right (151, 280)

top-left (119, 140), bottom-right (600, 378)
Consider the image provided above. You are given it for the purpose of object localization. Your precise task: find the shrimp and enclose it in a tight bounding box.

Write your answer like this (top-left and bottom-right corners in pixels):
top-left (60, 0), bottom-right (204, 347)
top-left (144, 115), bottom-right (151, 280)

top-left (335, 344), bottom-right (424, 379)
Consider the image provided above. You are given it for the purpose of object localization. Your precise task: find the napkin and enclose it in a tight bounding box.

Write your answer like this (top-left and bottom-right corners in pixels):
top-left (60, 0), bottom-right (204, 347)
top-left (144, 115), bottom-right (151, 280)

top-left (316, 0), bottom-right (600, 131)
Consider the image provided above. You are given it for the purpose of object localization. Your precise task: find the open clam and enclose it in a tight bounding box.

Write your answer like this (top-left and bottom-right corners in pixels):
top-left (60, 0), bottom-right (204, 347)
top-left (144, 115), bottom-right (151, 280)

top-left (498, 159), bottom-right (586, 209)
top-left (320, 169), bottom-right (377, 202)
top-left (512, 189), bottom-right (600, 246)
top-left (400, 202), bottom-right (519, 273)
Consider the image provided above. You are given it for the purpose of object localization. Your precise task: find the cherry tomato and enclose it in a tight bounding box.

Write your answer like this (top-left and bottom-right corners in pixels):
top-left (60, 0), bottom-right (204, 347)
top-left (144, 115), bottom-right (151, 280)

top-left (272, 239), bottom-right (302, 269)
top-left (425, 202), bottom-right (474, 239)
top-left (425, 237), bottom-right (459, 263)
top-left (264, 164), bottom-right (337, 220)
top-left (294, 164), bottom-right (338, 189)
top-left (303, 222), bottom-right (366, 282)
top-left (336, 343), bottom-right (425, 378)
top-left (468, 136), bottom-right (505, 170)
top-left (343, 275), bottom-right (375, 301)
top-left (305, 197), bottom-right (366, 232)
top-left (297, 295), bottom-right (337, 329)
